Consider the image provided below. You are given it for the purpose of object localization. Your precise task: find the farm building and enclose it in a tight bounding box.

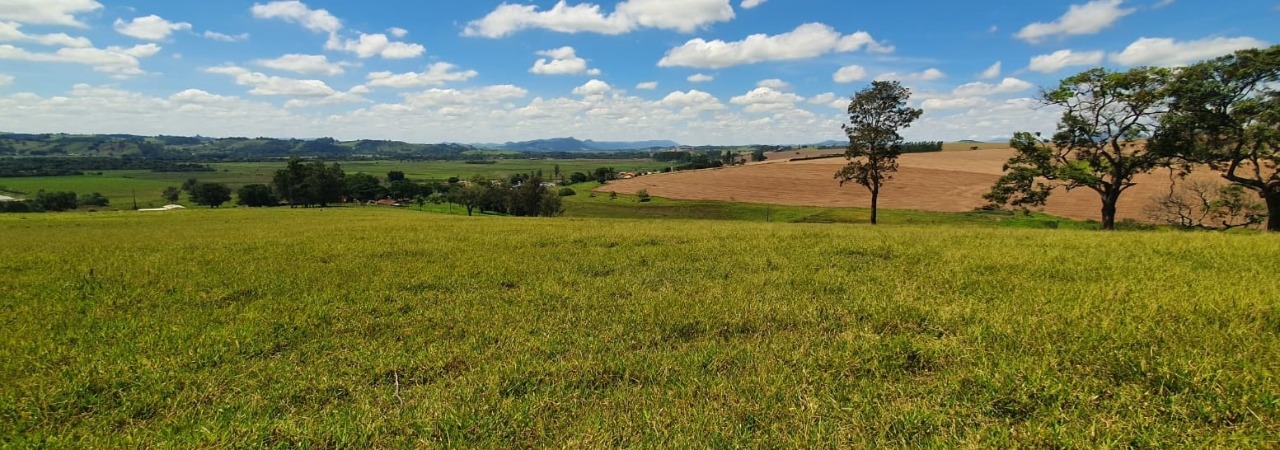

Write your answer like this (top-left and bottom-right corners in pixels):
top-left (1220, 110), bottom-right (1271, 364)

top-left (0, 195), bottom-right (19, 202)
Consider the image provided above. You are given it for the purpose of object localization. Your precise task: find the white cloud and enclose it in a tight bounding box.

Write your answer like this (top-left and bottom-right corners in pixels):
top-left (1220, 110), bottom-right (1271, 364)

top-left (400, 85), bottom-right (528, 108)
top-left (730, 87), bottom-right (803, 113)
top-left (0, 21), bottom-right (92, 48)
top-left (463, 0), bottom-right (735, 38)
top-left (980, 61), bottom-right (1001, 79)
top-left (951, 77), bottom-right (1035, 97)
top-left (327, 32), bottom-right (424, 59)
top-left (922, 97), bottom-right (988, 110)
top-left (529, 46), bottom-right (599, 75)
top-left (366, 62), bottom-right (479, 88)
top-left (573, 79), bottom-right (612, 96)
top-left (756, 78), bottom-right (789, 90)
top-left (1109, 36), bottom-right (1267, 66)
top-left (636, 81), bottom-right (658, 90)
top-left (833, 64), bottom-right (867, 83)
top-left (388, 27), bottom-right (408, 38)
top-left (0, 73), bottom-right (12, 86)
top-left (254, 54), bottom-right (346, 76)
top-left (659, 23), bottom-right (892, 68)
top-left (741, 0), bottom-right (767, 8)
top-left (0, 0), bottom-right (102, 27)
top-left (1016, 0), bottom-right (1135, 43)
top-left (661, 89), bottom-right (724, 114)
top-left (0, 43), bottom-right (160, 78)
top-left (251, 1), bottom-right (341, 34)
top-left (687, 73), bottom-right (714, 83)
top-left (809, 92), bottom-right (847, 110)
top-left (1153, 0), bottom-right (1175, 8)
top-left (114, 15), bottom-right (192, 41)
top-left (204, 31), bottom-right (250, 42)
top-left (1029, 49), bottom-right (1105, 73)
top-left (204, 65), bottom-right (368, 105)
top-left (875, 68), bottom-right (946, 82)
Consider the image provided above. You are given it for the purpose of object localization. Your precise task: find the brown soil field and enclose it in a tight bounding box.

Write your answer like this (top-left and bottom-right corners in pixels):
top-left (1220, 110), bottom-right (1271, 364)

top-left (599, 148), bottom-right (1226, 223)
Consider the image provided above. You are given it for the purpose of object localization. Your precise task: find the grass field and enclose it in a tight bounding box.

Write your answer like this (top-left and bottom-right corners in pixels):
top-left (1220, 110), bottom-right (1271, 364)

top-left (2, 208), bottom-right (1278, 447)
top-left (0, 158), bottom-right (662, 209)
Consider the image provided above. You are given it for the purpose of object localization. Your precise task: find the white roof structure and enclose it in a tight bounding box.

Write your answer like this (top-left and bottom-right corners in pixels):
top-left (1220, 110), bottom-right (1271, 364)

top-left (0, 195), bottom-right (19, 202)
top-left (139, 204), bottom-right (186, 212)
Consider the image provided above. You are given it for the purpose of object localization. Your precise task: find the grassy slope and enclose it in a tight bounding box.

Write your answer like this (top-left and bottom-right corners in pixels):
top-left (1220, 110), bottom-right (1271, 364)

top-left (1, 208), bottom-right (1278, 447)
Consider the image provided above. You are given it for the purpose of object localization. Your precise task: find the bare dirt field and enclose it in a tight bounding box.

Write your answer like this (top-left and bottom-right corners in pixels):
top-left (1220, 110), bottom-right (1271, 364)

top-left (599, 148), bottom-right (1225, 222)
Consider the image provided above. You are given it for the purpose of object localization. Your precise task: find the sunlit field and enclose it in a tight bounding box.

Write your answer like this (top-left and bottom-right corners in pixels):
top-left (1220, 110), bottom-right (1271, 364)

top-left (2, 208), bottom-right (1277, 447)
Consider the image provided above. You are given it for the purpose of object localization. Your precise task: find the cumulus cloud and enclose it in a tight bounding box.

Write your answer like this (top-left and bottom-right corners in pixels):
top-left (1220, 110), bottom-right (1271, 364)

top-left (464, 0), bottom-right (735, 38)
top-left (251, 1), bottom-right (341, 34)
top-left (756, 79), bottom-right (790, 90)
top-left (1109, 36), bottom-right (1267, 66)
top-left (204, 31), bottom-right (250, 42)
top-left (388, 27), bottom-right (408, 38)
top-left (327, 32), bottom-right (424, 59)
top-left (741, 0), bottom-right (767, 8)
top-left (204, 65), bottom-right (368, 107)
top-left (400, 85), bottom-right (528, 108)
top-left (0, 43), bottom-right (160, 78)
top-left (1028, 49), bottom-right (1105, 73)
top-left (529, 46), bottom-right (600, 75)
top-left (687, 73), bottom-right (714, 83)
top-left (951, 78), bottom-right (1035, 97)
top-left (573, 79), bottom-right (612, 96)
top-left (833, 65), bottom-right (867, 83)
top-left (808, 92), bottom-right (846, 110)
top-left (730, 87), bottom-right (803, 113)
top-left (254, 54), bottom-right (347, 76)
top-left (114, 15), bottom-right (192, 41)
top-left (0, 0), bottom-right (102, 27)
top-left (980, 61), bottom-right (1001, 79)
top-left (0, 21), bottom-right (93, 48)
top-left (875, 68), bottom-right (946, 82)
top-left (1016, 0), bottom-right (1135, 43)
top-left (659, 23), bottom-right (892, 68)
top-left (661, 90), bottom-right (724, 114)
top-left (0, 73), bottom-right (12, 86)
top-left (636, 81), bottom-right (658, 90)
top-left (366, 62), bottom-right (479, 88)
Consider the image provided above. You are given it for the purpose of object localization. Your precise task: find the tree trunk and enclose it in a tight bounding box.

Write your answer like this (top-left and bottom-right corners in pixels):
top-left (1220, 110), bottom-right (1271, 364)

top-left (870, 188), bottom-right (879, 225)
top-left (1100, 191), bottom-right (1119, 231)
top-left (1266, 192), bottom-right (1280, 232)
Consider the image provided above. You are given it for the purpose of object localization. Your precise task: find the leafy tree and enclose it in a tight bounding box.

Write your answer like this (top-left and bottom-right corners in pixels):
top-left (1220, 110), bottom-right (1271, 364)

top-left (189, 182), bottom-right (232, 208)
top-left (569, 172), bottom-right (590, 184)
top-left (181, 177), bottom-right (199, 193)
top-left (388, 180), bottom-right (425, 200)
top-left (344, 173), bottom-right (385, 203)
top-left (162, 186), bottom-right (181, 203)
top-left (271, 158), bottom-right (346, 207)
top-left (35, 190), bottom-right (78, 211)
top-left (751, 148), bottom-right (768, 162)
top-left (77, 192), bottom-right (109, 207)
top-left (236, 184), bottom-right (278, 207)
top-left (636, 189), bottom-right (652, 202)
top-left (835, 81), bottom-right (924, 225)
top-left (593, 167), bottom-right (616, 184)
top-left (1154, 45), bottom-right (1280, 231)
top-left (387, 171), bottom-right (406, 183)
top-left (987, 67), bottom-right (1171, 230)
top-left (449, 183), bottom-right (486, 216)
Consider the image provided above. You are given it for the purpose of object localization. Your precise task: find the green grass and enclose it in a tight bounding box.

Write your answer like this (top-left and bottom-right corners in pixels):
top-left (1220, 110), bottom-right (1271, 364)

top-left (1, 208), bottom-right (1278, 447)
top-left (0, 159), bottom-right (663, 209)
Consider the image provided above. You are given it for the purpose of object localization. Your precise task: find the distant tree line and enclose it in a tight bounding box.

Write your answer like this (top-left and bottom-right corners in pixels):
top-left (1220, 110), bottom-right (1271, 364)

top-left (0, 190), bottom-right (109, 213)
top-left (0, 157), bottom-right (214, 177)
top-left (897, 141), bottom-right (944, 153)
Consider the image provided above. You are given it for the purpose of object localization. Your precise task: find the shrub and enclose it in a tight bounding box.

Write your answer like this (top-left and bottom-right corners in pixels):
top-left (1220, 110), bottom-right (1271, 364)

top-left (636, 189), bottom-right (652, 203)
top-left (558, 187), bottom-right (577, 197)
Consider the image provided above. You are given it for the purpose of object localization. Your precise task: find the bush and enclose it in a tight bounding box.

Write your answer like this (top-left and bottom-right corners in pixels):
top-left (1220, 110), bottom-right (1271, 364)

top-left (636, 189), bottom-right (652, 203)
top-left (558, 187), bottom-right (577, 197)
top-left (77, 192), bottom-right (110, 207)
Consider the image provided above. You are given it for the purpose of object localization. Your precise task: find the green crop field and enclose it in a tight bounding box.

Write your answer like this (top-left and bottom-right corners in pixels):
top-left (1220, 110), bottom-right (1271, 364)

top-left (2, 208), bottom-right (1278, 447)
top-left (0, 158), bottom-right (662, 209)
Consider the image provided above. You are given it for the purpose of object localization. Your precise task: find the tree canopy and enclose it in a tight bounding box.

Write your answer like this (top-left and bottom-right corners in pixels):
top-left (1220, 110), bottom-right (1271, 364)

top-left (835, 80), bottom-right (923, 225)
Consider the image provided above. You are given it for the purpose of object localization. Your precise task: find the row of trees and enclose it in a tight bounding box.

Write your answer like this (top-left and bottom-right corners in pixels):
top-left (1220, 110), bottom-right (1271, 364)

top-left (838, 45), bottom-right (1279, 231)
top-left (0, 190), bottom-right (109, 213)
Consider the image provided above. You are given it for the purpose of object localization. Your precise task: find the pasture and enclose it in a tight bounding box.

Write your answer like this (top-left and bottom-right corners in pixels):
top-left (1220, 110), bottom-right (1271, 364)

top-left (0, 158), bottom-right (662, 209)
top-left (1, 208), bottom-right (1278, 447)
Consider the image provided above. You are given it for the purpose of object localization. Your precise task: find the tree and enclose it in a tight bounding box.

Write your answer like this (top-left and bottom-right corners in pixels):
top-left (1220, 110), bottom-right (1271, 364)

top-left (77, 192), bottom-right (109, 207)
top-left (344, 173), bottom-right (385, 203)
top-left (162, 186), bottom-right (181, 203)
top-left (835, 81), bottom-right (923, 225)
top-left (1154, 45), bottom-right (1280, 231)
top-left (387, 171), bottom-right (406, 183)
top-left (236, 184), bottom-right (278, 207)
top-left (751, 148), bottom-right (768, 162)
top-left (271, 158), bottom-right (346, 207)
top-left (987, 67), bottom-right (1171, 230)
top-left (449, 183), bottom-right (486, 216)
top-left (189, 182), bottom-right (232, 208)
top-left (35, 190), bottom-right (78, 211)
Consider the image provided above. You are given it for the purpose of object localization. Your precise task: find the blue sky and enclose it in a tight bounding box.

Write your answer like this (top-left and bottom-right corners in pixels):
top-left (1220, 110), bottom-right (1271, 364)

top-left (0, 0), bottom-right (1275, 145)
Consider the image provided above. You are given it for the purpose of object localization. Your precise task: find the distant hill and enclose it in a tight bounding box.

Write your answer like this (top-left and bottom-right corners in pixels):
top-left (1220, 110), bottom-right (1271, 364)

top-left (482, 137), bottom-right (680, 152)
